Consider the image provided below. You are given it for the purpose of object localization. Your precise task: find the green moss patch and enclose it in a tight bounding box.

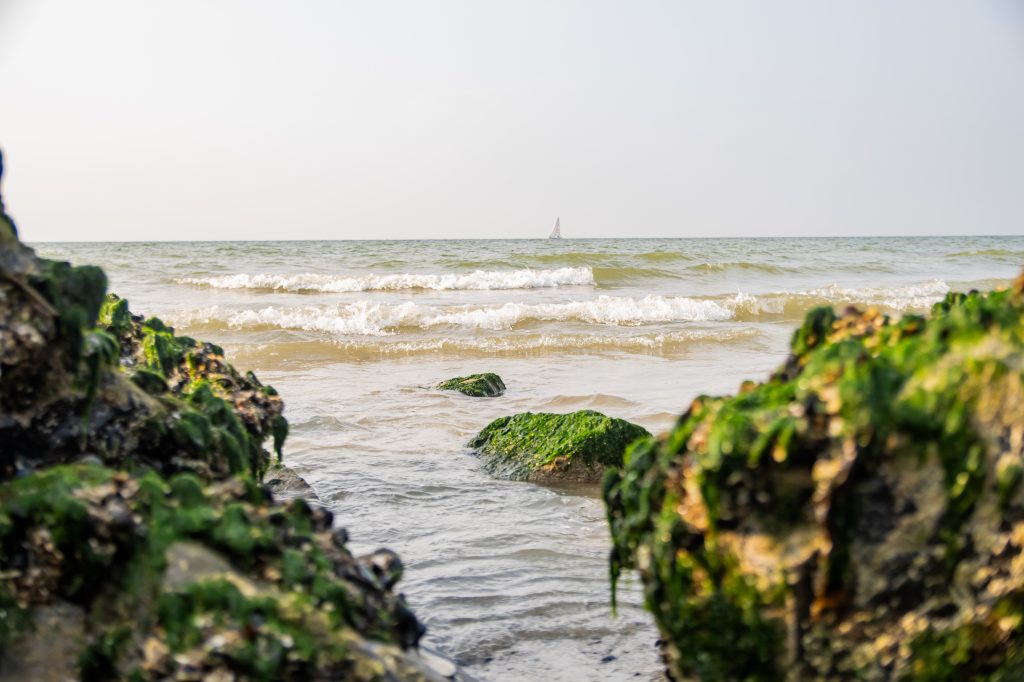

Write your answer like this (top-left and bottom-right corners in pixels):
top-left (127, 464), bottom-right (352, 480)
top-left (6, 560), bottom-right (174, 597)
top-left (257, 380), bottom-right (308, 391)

top-left (437, 373), bottom-right (506, 397)
top-left (469, 410), bottom-right (650, 483)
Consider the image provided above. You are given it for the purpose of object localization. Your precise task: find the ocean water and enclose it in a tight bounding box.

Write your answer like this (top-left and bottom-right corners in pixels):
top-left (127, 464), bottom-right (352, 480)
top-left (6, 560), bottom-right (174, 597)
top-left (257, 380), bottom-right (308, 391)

top-left (33, 236), bottom-right (1024, 680)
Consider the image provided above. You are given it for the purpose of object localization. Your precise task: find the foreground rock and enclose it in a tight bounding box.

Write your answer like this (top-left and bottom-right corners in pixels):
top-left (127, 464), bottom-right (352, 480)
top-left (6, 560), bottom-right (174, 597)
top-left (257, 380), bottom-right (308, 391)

top-left (0, 151), bottom-right (438, 681)
top-left (0, 465), bottom-right (440, 680)
top-left (604, 283), bottom-right (1024, 680)
top-left (469, 410), bottom-right (650, 483)
top-left (437, 372), bottom-right (506, 397)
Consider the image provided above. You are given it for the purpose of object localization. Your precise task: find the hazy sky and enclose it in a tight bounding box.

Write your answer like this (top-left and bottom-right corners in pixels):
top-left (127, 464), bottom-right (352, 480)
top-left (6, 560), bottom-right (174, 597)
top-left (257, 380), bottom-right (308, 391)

top-left (1, 1), bottom-right (1022, 241)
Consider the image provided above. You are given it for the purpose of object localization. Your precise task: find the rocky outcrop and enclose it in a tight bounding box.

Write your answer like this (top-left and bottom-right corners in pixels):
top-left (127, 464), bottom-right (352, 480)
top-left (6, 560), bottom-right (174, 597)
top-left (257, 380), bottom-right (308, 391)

top-left (437, 373), bottom-right (506, 397)
top-left (0, 151), bottom-right (439, 681)
top-left (1, 287), bottom-right (286, 481)
top-left (0, 465), bottom-right (439, 680)
top-left (469, 410), bottom-right (650, 483)
top-left (604, 284), bottom-right (1024, 680)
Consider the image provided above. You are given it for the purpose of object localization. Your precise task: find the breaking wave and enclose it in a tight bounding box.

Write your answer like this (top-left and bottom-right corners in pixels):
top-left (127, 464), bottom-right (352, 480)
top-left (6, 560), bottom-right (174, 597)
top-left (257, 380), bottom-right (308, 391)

top-left (178, 267), bottom-right (594, 293)
top-left (176, 295), bottom-right (735, 337)
top-left (172, 279), bottom-right (956, 340)
top-left (727, 280), bottom-right (951, 320)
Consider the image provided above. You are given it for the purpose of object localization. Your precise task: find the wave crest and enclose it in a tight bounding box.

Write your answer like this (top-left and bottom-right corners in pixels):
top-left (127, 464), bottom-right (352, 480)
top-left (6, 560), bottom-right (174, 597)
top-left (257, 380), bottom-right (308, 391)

top-left (172, 279), bottom-right (957, 338)
top-left (175, 295), bottom-right (735, 337)
top-left (178, 267), bottom-right (594, 293)
top-left (727, 280), bottom-right (950, 320)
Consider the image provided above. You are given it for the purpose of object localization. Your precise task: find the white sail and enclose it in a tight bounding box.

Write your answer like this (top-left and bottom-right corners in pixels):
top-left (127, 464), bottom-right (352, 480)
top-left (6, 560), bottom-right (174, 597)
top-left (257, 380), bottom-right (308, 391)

top-left (549, 217), bottom-right (562, 239)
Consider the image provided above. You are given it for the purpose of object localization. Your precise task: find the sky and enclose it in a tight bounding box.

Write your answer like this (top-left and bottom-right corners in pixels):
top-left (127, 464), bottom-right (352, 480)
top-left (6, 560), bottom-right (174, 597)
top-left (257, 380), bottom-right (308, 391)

top-left (0, 1), bottom-right (1022, 241)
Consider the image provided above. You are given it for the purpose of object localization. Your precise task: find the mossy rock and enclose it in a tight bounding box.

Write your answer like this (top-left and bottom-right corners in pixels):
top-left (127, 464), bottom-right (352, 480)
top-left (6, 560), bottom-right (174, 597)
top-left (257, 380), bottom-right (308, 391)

top-left (0, 464), bottom-right (440, 681)
top-left (604, 276), bottom-right (1024, 680)
top-left (437, 373), bottom-right (506, 397)
top-left (1, 283), bottom-right (286, 481)
top-left (469, 410), bottom-right (650, 483)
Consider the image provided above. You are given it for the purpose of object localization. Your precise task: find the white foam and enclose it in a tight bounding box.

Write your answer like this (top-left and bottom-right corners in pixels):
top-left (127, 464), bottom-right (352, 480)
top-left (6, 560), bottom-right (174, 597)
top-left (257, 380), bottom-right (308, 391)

top-left (175, 295), bottom-right (735, 337)
top-left (726, 280), bottom-right (951, 317)
top-left (172, 280), bottom-right (952, 338)
top-left (178, 267), bottom-right (595, 292)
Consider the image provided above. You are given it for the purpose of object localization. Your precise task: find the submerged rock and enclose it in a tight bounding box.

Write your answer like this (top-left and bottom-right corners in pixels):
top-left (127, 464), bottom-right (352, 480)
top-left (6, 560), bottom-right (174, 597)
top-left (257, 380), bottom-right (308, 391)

top-left (264, 463), bottom-right (320, 502)
top-left (604, 280), bottom-right (1024, 680)
top-left (0, 151), bottom-right (438, 681)
top-left (469, 410), bottom-right (650, 483)
top-left (437, 372), bottom-right (506, 397)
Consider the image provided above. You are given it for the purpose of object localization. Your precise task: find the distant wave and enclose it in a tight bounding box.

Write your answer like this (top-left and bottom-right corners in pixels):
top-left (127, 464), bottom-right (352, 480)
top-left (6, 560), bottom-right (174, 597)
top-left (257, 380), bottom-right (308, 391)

top-left (945, 249), bottom-right (1024, 259)
top-left (688, 261), bottom-right (795, 274)
top-left (445, 251), bottom-right (692, 270)
top-left (178, 267), bottom-right (594, 292)
top-left (591, 266), bottom-right (683, 284)
top-left (635, 251), bottom-right (692, 262)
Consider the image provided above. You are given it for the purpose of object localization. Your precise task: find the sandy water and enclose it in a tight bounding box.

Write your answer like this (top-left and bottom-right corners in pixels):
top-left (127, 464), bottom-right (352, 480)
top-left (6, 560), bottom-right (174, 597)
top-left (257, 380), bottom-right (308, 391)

top-left (34, 236), bottom-right (1024, 680)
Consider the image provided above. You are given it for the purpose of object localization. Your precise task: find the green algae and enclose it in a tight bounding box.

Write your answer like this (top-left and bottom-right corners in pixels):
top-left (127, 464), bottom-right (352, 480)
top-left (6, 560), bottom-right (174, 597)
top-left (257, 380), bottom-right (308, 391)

top-left (469, 410), bottom-right (650, 482)
top-left (0, 464), bottom-right (427, 679)
top-left (604, 279), bottom-right (1024, 679)
top-left (3, 288), bottom-right (287, 482)
top-left (437, 372), bottom-right (506, 397)
top-left (98, 294), bottom-right (131, 339)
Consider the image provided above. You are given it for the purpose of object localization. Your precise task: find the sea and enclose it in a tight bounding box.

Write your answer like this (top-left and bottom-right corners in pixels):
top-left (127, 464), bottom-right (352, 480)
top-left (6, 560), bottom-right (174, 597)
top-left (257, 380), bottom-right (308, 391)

top-left (32, 236), bottom-right (1024, 681)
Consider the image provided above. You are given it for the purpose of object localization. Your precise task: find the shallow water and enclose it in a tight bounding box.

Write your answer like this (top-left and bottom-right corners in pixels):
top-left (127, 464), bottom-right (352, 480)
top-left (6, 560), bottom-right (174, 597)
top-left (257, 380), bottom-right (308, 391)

top-left (33, 236), bottom-right (1024, 680)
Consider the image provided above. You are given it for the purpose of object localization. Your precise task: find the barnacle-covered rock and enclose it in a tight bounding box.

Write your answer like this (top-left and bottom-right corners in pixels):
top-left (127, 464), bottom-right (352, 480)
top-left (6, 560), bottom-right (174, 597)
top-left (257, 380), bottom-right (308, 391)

top-left (604, 281), bottom-right (1024, 680)
top-left (470, 410), bottom-right (650, 483)
top-left (437, 373), bottom-right (506, 397)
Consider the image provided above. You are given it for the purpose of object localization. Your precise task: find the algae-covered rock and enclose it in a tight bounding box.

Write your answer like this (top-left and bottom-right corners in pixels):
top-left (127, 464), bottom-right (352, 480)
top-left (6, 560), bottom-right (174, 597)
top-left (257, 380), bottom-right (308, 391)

top-left (0, 152), bottom-right (438, 680)
top-left (469, 410), bottom-right (650, 483)
top-left (604, 281), bottom-right (1024, 680)
top-left (0, 276), bottom-right (286, 481)
top-left (437, 373), bottom-right (506, 397)
top-left (0, 465), bottom-right (439, 681)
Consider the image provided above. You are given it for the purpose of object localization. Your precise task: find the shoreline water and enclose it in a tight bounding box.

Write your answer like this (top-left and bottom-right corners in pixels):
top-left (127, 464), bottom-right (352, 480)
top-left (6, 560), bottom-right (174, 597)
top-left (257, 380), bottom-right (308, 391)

top-left (26, 236), bottom-right (1024, 680)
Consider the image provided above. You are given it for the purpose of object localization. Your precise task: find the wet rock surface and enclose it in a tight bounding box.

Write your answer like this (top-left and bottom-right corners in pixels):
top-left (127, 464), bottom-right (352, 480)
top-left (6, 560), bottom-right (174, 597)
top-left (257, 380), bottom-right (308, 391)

top-left (437, 373), bottom-right (507, 397)
top-left (604, 281), bottom-right (1024, 680)
top-left (264, 464), bottom-right (320, 503)
top-left (469, 410), bottom-right (650, 483)
top-left (0, 152), bottom-right (439, 681)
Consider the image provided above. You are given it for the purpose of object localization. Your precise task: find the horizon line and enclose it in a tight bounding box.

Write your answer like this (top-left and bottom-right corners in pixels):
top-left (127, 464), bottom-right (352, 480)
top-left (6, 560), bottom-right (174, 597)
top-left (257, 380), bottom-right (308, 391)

top-left (22, 233), bottom-right (1024, 245)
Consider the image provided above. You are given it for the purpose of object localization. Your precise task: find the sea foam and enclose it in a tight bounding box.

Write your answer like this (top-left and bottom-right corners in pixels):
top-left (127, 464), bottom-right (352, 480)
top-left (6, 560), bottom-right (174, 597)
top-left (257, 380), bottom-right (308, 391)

top-left (178, 267), bottom-right (594, 292)
top-left (178, 295), bottom-right (734, 336)
top-left (173, 280), bottom-right (953, 338)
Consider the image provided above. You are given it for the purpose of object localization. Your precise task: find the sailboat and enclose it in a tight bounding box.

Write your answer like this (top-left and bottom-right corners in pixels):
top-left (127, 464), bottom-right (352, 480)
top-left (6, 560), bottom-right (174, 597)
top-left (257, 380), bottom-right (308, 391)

top-left (548, 217), bottom-right (562, 240)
